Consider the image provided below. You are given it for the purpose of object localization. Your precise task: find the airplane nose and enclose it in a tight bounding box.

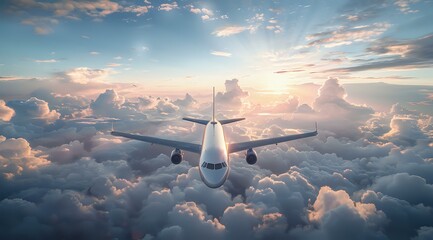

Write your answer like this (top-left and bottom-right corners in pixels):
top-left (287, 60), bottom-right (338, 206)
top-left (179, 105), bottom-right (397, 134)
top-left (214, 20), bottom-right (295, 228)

top-left (200, 167), bottom-right (229, 188)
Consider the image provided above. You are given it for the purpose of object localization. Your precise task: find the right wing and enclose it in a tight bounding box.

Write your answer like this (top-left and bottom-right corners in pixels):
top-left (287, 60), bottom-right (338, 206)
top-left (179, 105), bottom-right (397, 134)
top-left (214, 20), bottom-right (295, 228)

top-left (111, 131), bottom-right (202, 153)
top-left (228, 129), bottom-right (317, 153)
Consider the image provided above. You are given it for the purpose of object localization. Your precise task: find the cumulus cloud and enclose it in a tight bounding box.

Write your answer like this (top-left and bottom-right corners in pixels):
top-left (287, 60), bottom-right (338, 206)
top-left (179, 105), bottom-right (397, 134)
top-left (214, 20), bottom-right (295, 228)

top-left (7, 97), bottom-right (60, 125)
top-left (215, 79), bottom-right (249, 108)
top-left (0, 77), bottom-right (432, 239)
top-left (383, 115), bottom-right (428, 146)
top-left (0, 100), bottom-right (15, 121)
top-left (0, 136), bottom-right (49, 178)
top-left (90, 89), bottom-right (142, 118)
top-left (371, 173), bottom-right (433, 206)
top-left (288, 77), bottom-right (375, 139)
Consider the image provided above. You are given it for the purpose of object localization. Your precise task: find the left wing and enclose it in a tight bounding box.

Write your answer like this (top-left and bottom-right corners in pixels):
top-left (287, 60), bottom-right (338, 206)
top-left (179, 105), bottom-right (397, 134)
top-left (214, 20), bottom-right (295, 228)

top-left (111, 131), bottom-right (202, 153)
top-left (228, 129), bottom-right (317, 153)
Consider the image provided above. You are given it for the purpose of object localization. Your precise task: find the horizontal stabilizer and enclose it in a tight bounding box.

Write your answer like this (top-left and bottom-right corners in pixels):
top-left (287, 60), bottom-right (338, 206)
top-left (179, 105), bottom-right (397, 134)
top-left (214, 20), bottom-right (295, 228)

top-left (182, 117), bottom-right (209, 125)
top-left (219, 118), bottom-right (245, 125)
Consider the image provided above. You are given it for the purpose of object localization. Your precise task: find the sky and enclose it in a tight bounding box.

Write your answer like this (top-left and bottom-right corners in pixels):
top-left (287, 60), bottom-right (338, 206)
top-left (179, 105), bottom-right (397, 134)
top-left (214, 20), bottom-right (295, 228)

top-left (1, 0), bottom-right (433, 92)
top-left (1, 1), bottom-right (433, 240)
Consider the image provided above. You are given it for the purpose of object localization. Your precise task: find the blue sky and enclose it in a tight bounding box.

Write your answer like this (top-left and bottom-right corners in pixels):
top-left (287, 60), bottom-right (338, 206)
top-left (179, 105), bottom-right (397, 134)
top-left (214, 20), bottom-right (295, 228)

top-left (1, 0), bottom-right (433, 90)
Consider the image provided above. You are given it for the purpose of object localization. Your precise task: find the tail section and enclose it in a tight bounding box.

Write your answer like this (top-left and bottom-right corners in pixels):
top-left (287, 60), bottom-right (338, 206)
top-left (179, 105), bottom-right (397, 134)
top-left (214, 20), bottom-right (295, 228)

top-left (183, 87), bottom-right (246, 125)
top-left (212, 87), bottom-right (216, 123)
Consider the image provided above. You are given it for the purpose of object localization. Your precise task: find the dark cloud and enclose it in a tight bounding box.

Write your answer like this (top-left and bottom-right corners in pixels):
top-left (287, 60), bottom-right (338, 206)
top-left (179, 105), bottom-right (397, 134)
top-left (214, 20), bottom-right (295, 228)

top-left (371, 173), bottom-right (433, 206)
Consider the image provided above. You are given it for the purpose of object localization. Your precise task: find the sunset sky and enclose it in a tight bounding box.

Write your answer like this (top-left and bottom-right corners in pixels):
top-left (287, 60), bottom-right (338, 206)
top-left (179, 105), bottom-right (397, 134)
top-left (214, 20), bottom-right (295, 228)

top-left (1, 1), bottom-right (433, 240)
top-left (1, 0), bottom-right (433, 91)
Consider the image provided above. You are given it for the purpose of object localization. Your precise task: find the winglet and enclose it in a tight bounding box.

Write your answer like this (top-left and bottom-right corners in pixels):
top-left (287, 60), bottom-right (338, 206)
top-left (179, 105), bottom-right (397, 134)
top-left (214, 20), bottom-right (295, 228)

top-left (111, 122), bottom-right (114, 132)
top-left (315, 121), bottom-right (318, 132)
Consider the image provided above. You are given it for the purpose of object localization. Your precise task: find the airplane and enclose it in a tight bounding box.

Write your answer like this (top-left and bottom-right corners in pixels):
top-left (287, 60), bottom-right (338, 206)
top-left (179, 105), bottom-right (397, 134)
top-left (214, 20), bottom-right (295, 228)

top-left (111, 87), bottom-right (318, 188)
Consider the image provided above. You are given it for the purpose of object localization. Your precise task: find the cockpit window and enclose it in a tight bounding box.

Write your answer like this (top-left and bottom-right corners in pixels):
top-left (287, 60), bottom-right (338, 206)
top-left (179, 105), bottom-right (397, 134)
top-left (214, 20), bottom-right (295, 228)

top-left (202, 162), bottom-right (227, 170)
top-left (206, 163), bottom-right (215, 169)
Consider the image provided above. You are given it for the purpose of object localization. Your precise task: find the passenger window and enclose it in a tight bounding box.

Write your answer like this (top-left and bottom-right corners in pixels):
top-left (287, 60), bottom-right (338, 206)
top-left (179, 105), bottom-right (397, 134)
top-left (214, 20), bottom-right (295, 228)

top-left (206, 163), bottom-right (215, 169)
top-left (201, 162), bottom-right (207, 168)
top-left (215, 163), bottom-right (222, 169)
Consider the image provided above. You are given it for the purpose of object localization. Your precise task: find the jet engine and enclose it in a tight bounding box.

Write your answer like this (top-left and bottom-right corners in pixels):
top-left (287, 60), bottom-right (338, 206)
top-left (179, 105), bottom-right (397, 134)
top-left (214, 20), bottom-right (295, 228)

top-left (246, 148), bottom-right (257, 165)
top-left (171, 148), bottom-right (183, 164)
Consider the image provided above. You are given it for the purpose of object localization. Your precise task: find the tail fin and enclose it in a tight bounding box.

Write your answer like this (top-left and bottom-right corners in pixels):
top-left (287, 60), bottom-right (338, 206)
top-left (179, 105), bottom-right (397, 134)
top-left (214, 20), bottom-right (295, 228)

top-left (219, 118), bottom-right (245, 125)
top-left (212, 87), bottom-right (216, 123)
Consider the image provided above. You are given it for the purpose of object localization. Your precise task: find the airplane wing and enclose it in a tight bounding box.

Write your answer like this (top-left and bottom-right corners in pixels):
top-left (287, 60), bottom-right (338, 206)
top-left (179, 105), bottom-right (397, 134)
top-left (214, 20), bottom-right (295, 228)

top-left (111, 131), bottom-right (202, 153)
top-left (228, 129), bottom-right (318, 153)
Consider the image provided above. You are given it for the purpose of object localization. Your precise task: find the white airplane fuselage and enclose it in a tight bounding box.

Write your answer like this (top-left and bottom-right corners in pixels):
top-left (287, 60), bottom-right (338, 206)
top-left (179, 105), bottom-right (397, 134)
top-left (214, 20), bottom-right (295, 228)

top-left (198, 120), bottom-right (230, 188)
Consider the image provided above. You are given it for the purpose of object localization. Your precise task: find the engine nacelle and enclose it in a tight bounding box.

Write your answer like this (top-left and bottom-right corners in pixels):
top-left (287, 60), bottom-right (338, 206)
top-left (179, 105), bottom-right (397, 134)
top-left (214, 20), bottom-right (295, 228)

top-left (246, 148), bottom-right (257, 165)
top-left (171, 148), bottom-right (183, 164)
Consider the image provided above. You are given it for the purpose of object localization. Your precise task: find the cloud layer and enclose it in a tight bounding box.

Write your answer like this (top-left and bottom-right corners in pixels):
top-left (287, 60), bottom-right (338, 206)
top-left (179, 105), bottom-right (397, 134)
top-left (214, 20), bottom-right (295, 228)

top-left (0, 77), bottom-right (432, 239)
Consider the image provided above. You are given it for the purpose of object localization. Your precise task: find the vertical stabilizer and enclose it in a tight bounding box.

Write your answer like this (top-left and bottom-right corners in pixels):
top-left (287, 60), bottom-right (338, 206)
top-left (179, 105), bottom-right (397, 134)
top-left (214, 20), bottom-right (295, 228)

top-left (212, 87), bottom-right (216, 123)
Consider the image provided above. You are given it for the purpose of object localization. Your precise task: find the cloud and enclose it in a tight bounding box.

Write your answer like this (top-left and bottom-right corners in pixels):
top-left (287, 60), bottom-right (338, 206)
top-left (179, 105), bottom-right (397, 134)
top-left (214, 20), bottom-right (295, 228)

top-left (158, 2), bottom-right (178, 12)
top-left (338, 0), bottom-right (388, 22)
top-left (123, 5), bottom-right (151, 16)
top-left (188, 6), bottom-right (214, 21)
top-left (383, 114), bottom-right (428, 147)
top-left (42, 0), bottom-right (120, 17)
top-left (360, 190), bottom-right (433, 240)
top-left (212, 26), bottom-right (249, 37)
top-left (307, 23), bottom-right (390, 48)
top-left (173, 93), bottom-right (197, 108)
top-left (167, 202), bottom-right (224, 239)
top-left (0, 77), bottom-right (433, 239)
top-left (297, 77), bottom-right (375, 139)
top-left (332, 34), bottom-right (433, 72)
top-left (58, 67), bottom-right (112, 84)
top-left (90, 89), bottom-right (125, 117)
top-left (292, 186), bottom-right (387, 240)
top-left (0, 136), bottom-right (49, 178)
top-left (215, 79), bottom-right (249, 109)
top-left (371, 173), bottom-right (433, 206)
top-left (210, 51), bottom-right (232, 57)
top-left (7, 97), bottom-right (60, 125)
top-left (394, 0), bottom-right (419, 13)
top-left (0, 100), bottom-right (15, 121)
top-left (21, 17), bottom-right (59, 35)
top-left (413, 227), bottom-right (433, 240)
top-left (34, 59), bottom-right (57, 63)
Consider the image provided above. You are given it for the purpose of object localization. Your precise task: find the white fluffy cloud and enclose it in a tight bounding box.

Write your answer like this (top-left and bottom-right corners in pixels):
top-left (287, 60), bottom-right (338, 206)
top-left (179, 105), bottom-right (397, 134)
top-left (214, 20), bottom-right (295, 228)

top-left (0, 77), bottom-right (432, 239)
top-left (7, 97), bottom-right (60, 125)
top-left (59, 67), bottom-right (112, 84)
top-left (216, 79), bottom-right (249, 109)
